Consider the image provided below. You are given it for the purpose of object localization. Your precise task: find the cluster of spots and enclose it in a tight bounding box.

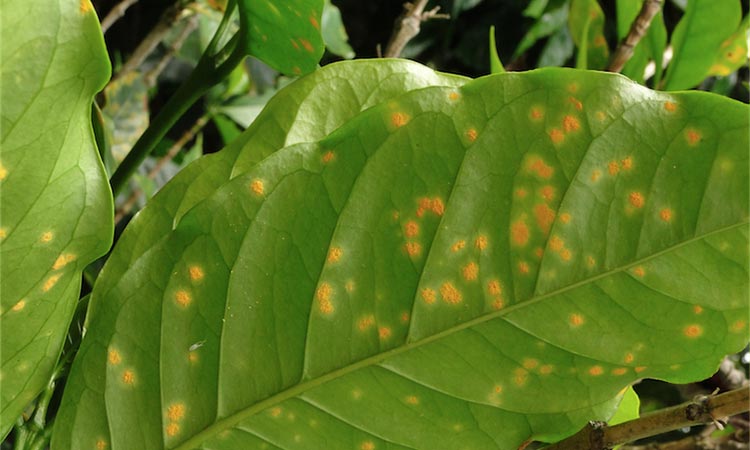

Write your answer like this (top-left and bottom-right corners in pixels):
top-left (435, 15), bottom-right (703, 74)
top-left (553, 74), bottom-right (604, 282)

top-left (316, 282), bottom-right (334, 315)
top-left (462, 262), bottom-right (479, 281)
top-left (291, 37), bottom-right (315, 53)
top-left (390, 112), bottom-right (410, 128)
top-left (548, 112), bottom-right (582, 145)
top-left (96, 439), bottom-right (108, 450)
top-left (526, 157), bottom-right (554, 179)
top-left (165, 402), bottom-right (186, 438)
top-left (401, 196), bottom-right (445, 258)
top-left (327, 246), bottom-right (343, 263)
top-left (451, 240), bottom-right (466, 252)
top-left (121, 369), bottom-right (136, 385)
top-left (487, 279), bottom-right (504, 310)
top-left (547, 235), bottom-right (572, 261)
top-left (360, 441), bottom-right (375, 450)
top-left (43, 274), bottom-right (62, 292)
top-left (249, 179), bottom-right (264, 196)
top-left (511, 218), bottom-right (530, 247)
top-left (421, 288), bottom-right (436, 305)
top-left (378, 326), bottom-right (392, 340)
top-left (628, 192), bottom-right (645, 209)
top-left (465, 128), bottom-right (478, 143)
top-left (475, 235), bottom-right (488, 251)
top-left (416, 197), bottom-right (445, 217)
top-left (53, 253), bottom-right (76, 270)
top-left (440, 282), bottom-right (462, 305)
top-left (108, 348), bottom-right (121, 365)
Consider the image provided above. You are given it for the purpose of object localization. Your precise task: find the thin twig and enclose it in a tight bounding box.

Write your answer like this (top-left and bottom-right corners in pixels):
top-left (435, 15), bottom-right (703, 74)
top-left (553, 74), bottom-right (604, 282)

top-left (143, 15), bottom-right (199, 88)
top-left (546, 387), bottom-right (750, 450)
top-left (383, 0), bottom-right (449, 58)
top-left (607, 0), bottom-right (662, 73)
top-left (113, 2), bottom-right (194, 82)
top-left (114, 113), bottom-right (211, 223)
top-left (101, 0), bottom-right (141, 33)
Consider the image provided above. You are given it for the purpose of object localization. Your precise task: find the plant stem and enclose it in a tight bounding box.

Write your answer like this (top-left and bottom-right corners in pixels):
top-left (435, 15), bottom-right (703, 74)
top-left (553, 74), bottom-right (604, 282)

top-left (607, 0), bottom-right (662, 73)
top-left (546, 387), bottom-right (750, 449)
top-left (100, 0), bottom-right (141, 33)
top-left (383, 0), bottom-right (449, 58)
top-left (109, 2), bottom-right (243, 197)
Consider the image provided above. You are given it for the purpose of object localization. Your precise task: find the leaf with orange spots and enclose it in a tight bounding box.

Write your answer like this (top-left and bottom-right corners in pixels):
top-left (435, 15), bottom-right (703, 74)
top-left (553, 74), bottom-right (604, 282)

top-left (236, 0), bottom-right (325, 76)
top-left (569, 0), bottom-right (609, 69)
top-left (0, 0), bottom-right (112, 437)
top-left (55, 63), bottom-right (747, 450)
top-left (707, 15), bottom-right (749, 78)
top-left (663, 0), bottom-right (743, 90)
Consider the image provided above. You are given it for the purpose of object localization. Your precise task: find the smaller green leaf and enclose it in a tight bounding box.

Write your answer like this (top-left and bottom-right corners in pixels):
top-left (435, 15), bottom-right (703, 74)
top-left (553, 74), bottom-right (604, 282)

top-left (707, 15), bottom-right (749, 78)
top-left (538, 25), bottom-right (575, 67)
top-left (101, 73), bottom-right (149, 167)
top-left (514, 5), bottom-right (568, 58)
top-left (237, 0), bottom-right (325, 76)
top-left (489, 26), bottom-right (505, 74)
top-left (662, 0), bottom-right (741, 90)
top-left (610, 387), bottom-right (640, 425)
top-left (321, 0), bottom-right (354, 59)
top-left (523, 0), bottom-right (550, 18)
top-left (569, 0), bottom-right (609, 69)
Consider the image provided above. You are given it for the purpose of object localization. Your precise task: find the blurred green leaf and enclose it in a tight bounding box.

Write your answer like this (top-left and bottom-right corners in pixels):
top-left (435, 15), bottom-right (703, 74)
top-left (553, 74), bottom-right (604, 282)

top-left (538, 25), bottom-right (575, 67)
top-left (102, 73), bottom-right (150, 167)
top-left (0, 0), bottom-right (112, 436)
top-left (707, 15), bottom-right (749, 78)
top-left (514, 4), bottom-right (569, 58)
top-left (322, 0), bottom-right (354, 59)
top-left (569, 0), bottom-right (609, 69)
top-left (523, 0), bottom-right (551, 18)
top-left (213, 114), bottom-right (244, 144)
top-left (489, 26), bottom-right (505, 74)
top-left (662, 0), bottom-right (741, 90)
top-left (54, 60), bottom-right (748, 449)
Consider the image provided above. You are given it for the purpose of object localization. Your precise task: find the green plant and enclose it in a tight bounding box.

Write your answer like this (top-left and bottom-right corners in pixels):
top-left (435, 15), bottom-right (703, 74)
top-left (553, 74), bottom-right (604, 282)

top-left (1, 0), bottom-right (748, 449)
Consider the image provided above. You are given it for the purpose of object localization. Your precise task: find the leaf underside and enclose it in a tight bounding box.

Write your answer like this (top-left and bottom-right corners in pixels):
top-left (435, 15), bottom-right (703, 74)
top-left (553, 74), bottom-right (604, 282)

top-left (0, 0), bottom-right (112, 437)
top-left (54, 60), bottom-right (749, 450)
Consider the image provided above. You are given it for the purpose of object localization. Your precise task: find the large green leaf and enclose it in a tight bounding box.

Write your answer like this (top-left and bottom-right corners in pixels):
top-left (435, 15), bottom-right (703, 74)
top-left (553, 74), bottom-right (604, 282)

top-left (54, 61), bottom-right (748, 449)
top-left (662, 0), bottom-right (741, 90)
top-left (0, 0), bottom-right (112, 437)
top-left (238, 0), bottom-right (325, 76)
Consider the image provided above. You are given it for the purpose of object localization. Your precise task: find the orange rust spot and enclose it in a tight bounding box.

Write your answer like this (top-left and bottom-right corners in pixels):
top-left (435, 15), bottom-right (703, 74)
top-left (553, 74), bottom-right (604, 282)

top-left (167, 403), bottom-right (185, 421)
top-left (292, 66), bottom-right (302, 75)
top-left (692, 305), bottom-right (703, 314)
top-left (683, 324), bottom-right (703, 338)
top-left (108, 349), bottom-right (121, 365)
top-left (466, 128), bottom-right (478, 142)
top-left (664, 101), bottom-right (677, 112)
top-left (96, 439), bottom-right (107, 450)
top-left (431, 198), bottom-right (445, 216)
top-left (189, 265), bottom-right (204, 281)
top-left (345, 280), bottom-right (355, 293)
top-left (593, 35), bottom-right (606, 47)
top-left (269, 407), bottom-right (283, 417)
top-left (660, 208), bottom-right (673, 222)
top-left (523, 358), bottom-right (539, 370)
top-left (440, 282), bottom-right (462, 304)
top-left (567, 83), bottom-right (579, 93)
top-left (539, 364), bottom-right (554, 375)
top-left (122, 369), bottom-right (135, 385)
top-left (416, 197), bottom-right (431, 217)
top-left (628, 192), bottom-right (645, 208)
top-left (53, 253), bottom-right (77, 270)
top-left (487, 280), bottom-right (502, 296)
top-left (291, 39), bottom-right (300, 50)
top-left (188, 352), bottom-right (199, 363)
top-left (621, 156), bottom-right (633, 170)
top-left (462, 262), bottom-right (479, 281)
top-left (560, 248), bottom-right (572, 261)
top-left (175, 290), bottom-right (191, 307)
top-left (378, 327), bottom-right (392, 340)
top-left (448, 91), bottom-right (460, 101)
top-left (518, 261), bottom-right (530, 274)
top-left (43, 274), bottom-right (62, 292)
top-left (548, 128), bottom-right (565, 144)
top-left (491, 298), bottom-right (504, 310)
top-left (608, 161), bottom-right (620, 176)
top-left (611, 367), bottom-right (628, 376)
top-left (635, 366), bottom-right (647, 373)
top-left (11, 299), bottom-right (26, 312)
top-left (540, 185), bottom-right (555, 202)
top-left (361, 442), bottom-right (375, 450)
top-left (250, 179), bottom-right (264, 196)
top-left (40, 231), bottom-right (54, 243)
top-left (405, 395), bottom-right (419, 405)
top-left (562, 115), bottom-right (580, 133)
top-left (321, 151), bottom-right (335, 164)
top-left (404, 221), bottom-right (419, 238)
top-left (513, 368), bottom-right (528, 386)
top-left (559, 212), bottom-right (571, 224)
top-left (316, 283), bottom-right (334, 314)
top-left (0, 228), bottom-right (6, 239)
top-left (530, 107), bottom-right (544, 120)
top-left (591, 169), bottom-right (602, 182)
top-left (421, 288), bottom-right (436, 304)
top-left (391, 112), bottom-right (410, 128)
top-left (568, 97), bottom-right (583, 111)
top-left (511, 220), bottom-right (529, 246)
top-left (494, 385), bottom-right (503, 394)
top-left (595, 111), bottom-right (607, 121)
top-left (586, 255), bottom-right (596, 268)
top-left (299, 38), bottom-right (314, 52)
top-left (731, 320), bottom-right (747, 332)
top-left (549, 235), bottom-right (564, 251)
top-left (475, 235), bottom-right (488, 251)
top-left (529, 158), bottom-right (554, 179)
top-left (327, 247), bottom-right (343, 263)
top-left (624, 353), bottom-right (634, 364)
top-left (404, 241), bottom-right (422, 257)
top-left (685, 128), bottom-right (701, 146)
top-left (166, 422), bottom-right (179, 437)
top-left (534, 203), bottom-right (556, 234)
top-left (569, 313), bottom-right (584, 327)
top-left (588, 366), bottom-right (604, 376)
top-left (451, 240), bottom-right (466, 252)
top-left (515, 188), bottom-right (528, 199)
top-left (632, 266), bottom-right (645, 277)
top-left (400, 311), bottom-right (410, 323)
top-left (534, 247), bottom-right (544, 258)
top-left (80, 0), bottom-right (92, 13)
top-left (309, 15), bottom-right (320, 29)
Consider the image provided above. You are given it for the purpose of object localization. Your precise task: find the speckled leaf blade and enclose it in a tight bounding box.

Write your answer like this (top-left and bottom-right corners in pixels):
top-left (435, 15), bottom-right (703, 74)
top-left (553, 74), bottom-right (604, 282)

top-left (238, 0), bottom-right (325, 76)
top-left (707, 15), bottom-right (749, 77)
top-left (55, 64), bottom-right (748, 450)
top-left (569, 0), bottom-right (609, 69)
top-left (0, 0), bottom-right (112, 436)
top-left (662, 0), bottom-right (741, 90)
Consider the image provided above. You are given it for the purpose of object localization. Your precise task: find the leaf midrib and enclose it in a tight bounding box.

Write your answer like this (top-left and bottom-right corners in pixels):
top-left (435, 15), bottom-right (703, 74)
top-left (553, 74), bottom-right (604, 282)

top-left (174, 220), bottom-right (748, 450)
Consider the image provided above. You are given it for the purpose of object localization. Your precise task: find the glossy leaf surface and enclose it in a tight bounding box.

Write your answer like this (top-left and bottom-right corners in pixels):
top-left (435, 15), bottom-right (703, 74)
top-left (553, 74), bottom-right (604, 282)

top-left (238, 0), bottom-right (324, 76)
top-left (55, 61), bottom-right (749, 450)
top-left (0, 0), bottom-right (112, 437)
top-left (662, 0), bottom-right (741, 90)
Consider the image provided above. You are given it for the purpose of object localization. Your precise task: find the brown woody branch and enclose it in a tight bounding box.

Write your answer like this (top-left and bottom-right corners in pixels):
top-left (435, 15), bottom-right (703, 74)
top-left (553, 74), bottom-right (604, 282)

top-left (607, 0), bottom-right (662, 73)
top-left (546, 387), bottom-right (750, 450)
top-left (101, 0), bottom-right (141, 33)
top-left (383, 0), bottom-right (449, 58)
